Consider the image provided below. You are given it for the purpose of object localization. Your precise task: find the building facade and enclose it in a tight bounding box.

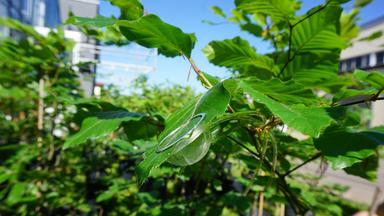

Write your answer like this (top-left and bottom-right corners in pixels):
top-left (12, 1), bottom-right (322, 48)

top-left (0, 0), bottom-right (61, 39)
top-left (327, 16), bottom-right (384, 213)
top-left (0, 0), bottom-right (99, 96)
top-left (58, 0), bottom-right (99, 96)
top-left (340, 16), bottom-right (384, 74)
top-left (340, 15), bottom-right (384, 127)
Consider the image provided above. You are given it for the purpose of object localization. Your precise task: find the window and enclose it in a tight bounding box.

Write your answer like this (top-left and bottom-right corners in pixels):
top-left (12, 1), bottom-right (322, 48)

top-left (346, 59), bottom-right (354, 71)
top-left (355, 56), bottom-right (362, 68)
top-left (340, 54), bottom-right (372, 73)
top-left (377, 51), bottom-right (384, 66)
top-left (340, 61), bottom-right (347, 73)
top-left (361, 55), bottom-right (369, 68)
top-left (44, 0), bottom-right (61, 28)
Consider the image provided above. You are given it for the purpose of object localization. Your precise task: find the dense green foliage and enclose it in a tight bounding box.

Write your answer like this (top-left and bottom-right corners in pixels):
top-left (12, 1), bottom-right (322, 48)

top-left (1, 0), bottom-right (384, 215)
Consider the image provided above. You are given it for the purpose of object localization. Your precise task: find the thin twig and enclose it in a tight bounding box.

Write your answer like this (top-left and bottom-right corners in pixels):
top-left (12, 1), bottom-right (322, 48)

top-left (283, 152), bottom-right (322, 177)
top-left (279, 24), bottom-right (293, 77)
top-left (258, 192), bottom-right (264, 216)
top-left (186, 56), bottom-right (213, 88)
top-left (373, 88), bottom-right (384, 99)
top-left (185, 55), bottom-right (235, 113)
top-left (338, 96), bottom-right (384, 107)
top-left (291, 1), bottom-right (330, 28)
top-left (279, 1), bottom-right (330, 77)
top-left (227, 136), bottom-right (259, 157)
top-left (280, 204), bottom-right (285, 216)
top-left (230, 133), bottom-right (309, 214)
top-left (187, 65), bottom-right (192, 82)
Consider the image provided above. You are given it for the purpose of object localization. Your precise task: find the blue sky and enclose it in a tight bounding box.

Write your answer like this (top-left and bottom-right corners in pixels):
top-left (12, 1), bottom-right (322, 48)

top-left (98, 0), bottom-right (384, 92)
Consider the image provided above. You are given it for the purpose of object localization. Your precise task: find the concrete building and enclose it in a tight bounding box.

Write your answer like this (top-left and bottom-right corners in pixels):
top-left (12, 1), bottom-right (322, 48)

top-left (340, 15), bottom-right (384, 127)
top-left (60, 0), bottom-right (99, 96)
top-left (307, 16), bottom-right (384, 213)
top-left (0, 0), bottom-right (157, 96)
top-left (0, 0), bottom-right (99, 96)
top-left (0, 0), bottom-right (61, 38)
top-left (285, 16), bottom-right (384, 215)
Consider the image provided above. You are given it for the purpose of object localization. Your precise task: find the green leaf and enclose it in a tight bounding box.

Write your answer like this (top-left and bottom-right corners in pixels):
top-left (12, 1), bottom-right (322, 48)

top-left (222, 191), bottom-right (251, 211)
top-left (0, 86), bottom-right (27, 99)
top-left (239, 81), bottom-right (334, 137)
top-left (344, 155), bottom-right (377, 181)
top-left (109, 0), bottom-right (143, 20)
top-left (332, 84), bottom-right (380, 106)
top-left (284, 53), bottom-right (344, 90)
top-left (0, 169), bottom-right (11, 184)
top-left (236, 0), bottom-right (299, 23)
top-left (0, 18), bottom-right (44, 40)
top-left (63, 110), bottom-right (143, 149)
top-left (359, 31), bottom-right (383, 41)
top-left (329, 0), bottom-right (352, 4)
top-left (67, 16), bottom-right (117, 28)
top-left (136, 83), bottom-right (230, 184)
top-left (292, 5), bottom-right (346, 55)
top-left (315, 126), bottom-right (384, 169)
top-left (96, 186), bottom-right (118, 202)
top-left (122, 116), bottom-right (160, 141)
top-left (197, 71), bottom-right (220, 88)
top-left (108, 139), bottom-right (136, 154)
top-left (240, 23), bottom-right (263, 37)
top-left (118, 15), bottom-right (196, 57)
top-left (211, 6), bottom-right (226, 18)
top-left (6, 182), bottom-right (28, 205)
top-left (354, 69), bottom-right (384, 90)
top-left (354, 0), bottom-right (372, 7)
top-left (340, 9), bottom-right (360, 41)
top-left (135, 146), bottom-right (173, 185)
top-left (203, 37), bottom-right (279, 75)
top-left (223, 79), bottom-right (240, 95)
top-left (241, 78), bottom-right (317, 105)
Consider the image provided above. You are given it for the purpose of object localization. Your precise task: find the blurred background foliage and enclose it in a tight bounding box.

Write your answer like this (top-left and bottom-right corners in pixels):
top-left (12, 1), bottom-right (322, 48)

top-left (0, 18), bottom-right (366, 216)
top-left (1, 0), bottom-right (383, 215)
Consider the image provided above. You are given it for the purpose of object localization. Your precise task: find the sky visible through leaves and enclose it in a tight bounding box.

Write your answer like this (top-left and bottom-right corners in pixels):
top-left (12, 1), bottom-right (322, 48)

top-left (99, 0), bottom-right (383, 92)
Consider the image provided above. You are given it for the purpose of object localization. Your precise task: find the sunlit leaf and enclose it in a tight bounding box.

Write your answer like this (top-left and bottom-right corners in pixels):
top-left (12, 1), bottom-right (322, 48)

top-left (236, 0), bottom-right (300, 23)
top-left (344, 155), bottom-right (378, 181)
top-left (109, 0), bottom-right (143, 20)
top-left (359, 31), bottom-right (383, 42)
top-left (354, 0), bottom-right (372, 7)
top-left (354, 69), bottom-right (384, 90)
top-left (96, 186), bottom-right (118, 202)
top-left (292, 5), bottom-right (346, 55)
top-left (240, 81), bottom-right (334, 137)
top-left (203, 37), bottom-right (279, 75)
top-left (211, 6), bottom-right (226, 18)
top-left (119, 15), bottom-right (196, 57)
top-left (241, 78), bottom-right (317, 105)
top-left (63, 110), bottom-right (143, 149)
top-left (6, 183), bottom-right (28, 206)
top-left (340, 9), bottom-right (360, 41)
top-left (315, 126), bottom-right (384, 169)
top-left (67, 16), bottom-right (117, 27)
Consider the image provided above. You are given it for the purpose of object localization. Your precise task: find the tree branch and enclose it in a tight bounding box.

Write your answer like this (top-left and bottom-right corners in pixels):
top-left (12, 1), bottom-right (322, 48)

top-left (283, 152), bottom-right (322, 177)
top-left (278, 1), bottom-right (330, 77)
top-left (279, 24), bottom-right (293, 77)
top-left (185, 55), bottom-right (235, 113)
top-left (186, 56), bottom-right (213, 88)
top-left (337, 96), bottom-right (384, 107)
top-left (228, 134), bottom-right (310, 214)
top-left (291, 1), bottom-right (330, 28)
top-left (227, 135), bottom-right (259, 158)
